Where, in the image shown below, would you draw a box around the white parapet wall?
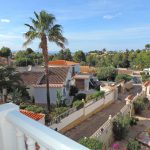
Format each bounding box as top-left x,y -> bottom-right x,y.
0,103 -> 89,150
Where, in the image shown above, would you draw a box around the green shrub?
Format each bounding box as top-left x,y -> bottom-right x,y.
127,139 -> 140,150
73,100 -> 84,110
143,97 -> 149,104
25,105 -> 44,113
51,107 -> 68,118
79,137 -> 103,150
19,103 -> 29,109
129,117 -> 139,126
74,93 -> 86,101
133,98 -> 145,115
86,91 -> 105,101
115,74 -> 132,82
112,114 -> 130,140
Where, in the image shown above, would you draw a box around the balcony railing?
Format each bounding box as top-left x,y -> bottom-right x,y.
0,103 -> 89,150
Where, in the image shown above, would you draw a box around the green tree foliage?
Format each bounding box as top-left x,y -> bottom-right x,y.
54,49 -> 72,60
145,44 -> 150,50
73,50 -> 86,62
127,139 -> 140,150
15,50 -> 43,66
112,114 -> 130,140
115,74 -> 132,82
133,97 -> 145,115
79,137 -> 103,150
0,46 -> 11,58
97,66 -> 116,81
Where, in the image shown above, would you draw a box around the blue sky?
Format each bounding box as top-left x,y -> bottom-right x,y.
0,0 -> 150,52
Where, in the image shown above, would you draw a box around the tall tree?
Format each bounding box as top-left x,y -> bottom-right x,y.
0,47 -> 12,64
73,50 -> 86,62
23,11 -> 67,111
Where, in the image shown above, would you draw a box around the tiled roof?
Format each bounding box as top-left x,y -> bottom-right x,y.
48,60 -> 79,66
143,81 -> 150,87
20,72 -> 44,86
20,109 -> 45,121
80,66 -> 96,74
20,67 -> 69,87
125,94 -> 134,101
33,84 -> 63,88
39,67 -> 69,84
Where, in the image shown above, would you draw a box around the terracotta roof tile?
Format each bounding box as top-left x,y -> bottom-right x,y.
48,60 -> 79,66
125,94 -> 134,101
20,109 -> 45,121
39,67 -> 69,85
33,84 -> 63,88
80,66 -> 96,74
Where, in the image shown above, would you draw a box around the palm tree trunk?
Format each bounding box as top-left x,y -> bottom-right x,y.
41,35 -> 51,112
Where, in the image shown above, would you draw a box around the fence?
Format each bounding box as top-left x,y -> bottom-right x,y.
91,91 -> 143,148
50,91 -> 115,131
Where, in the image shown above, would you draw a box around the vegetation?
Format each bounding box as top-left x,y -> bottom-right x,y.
73,50 -> 86,62
112,114 -> 130,140
0,46 -> 11,60
24,11 -> 67,112
15,48 -> 43,66
73,100 -> 84,110
133,97 -> 145,115
51,107 -> 68,118
115,74 -> 132,82
97,66 -> 116,81
141,72 -> 150,82
129,117 -> 139,126
127,139 -> 140,150
79,137 -> 103,150
73,93 -> 86,101
86,91 -> 105,101
20,104 -> 45,113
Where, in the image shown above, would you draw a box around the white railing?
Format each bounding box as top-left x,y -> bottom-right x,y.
0,103 -> 89,150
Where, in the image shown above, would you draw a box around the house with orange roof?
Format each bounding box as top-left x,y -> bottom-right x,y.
48,60 -> 80,75
20,66 -> 73,105
142,81 -> 150,100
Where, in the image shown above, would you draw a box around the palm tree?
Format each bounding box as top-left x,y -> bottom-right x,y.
24,11 -> 67,111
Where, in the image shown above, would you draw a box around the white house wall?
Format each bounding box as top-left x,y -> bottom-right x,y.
33,87 -> 62,104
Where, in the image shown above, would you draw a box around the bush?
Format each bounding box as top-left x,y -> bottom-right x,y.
69,86 -> 78,96
115,74 -> 132,82
133,98 -> 145,115
25,105 -> 44,113
74,93 -> 86,101
73,100 -> 84,110
129,117 -> 139,126
143,97 -> 149,104
19,103 -> 29,109
79,137 -> 103,150
127,139 -> 140,150
112,114 -> 130,140
51,107 -> 68,118
86,91 -> 105,101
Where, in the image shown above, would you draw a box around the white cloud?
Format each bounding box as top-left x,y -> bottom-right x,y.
103,12 -> 122,20
0,19 -> 10,23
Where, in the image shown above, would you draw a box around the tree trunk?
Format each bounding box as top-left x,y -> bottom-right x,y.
41,35 -> 51,112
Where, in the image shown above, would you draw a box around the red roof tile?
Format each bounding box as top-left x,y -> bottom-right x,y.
20,109 -> 45,121
48,60 -> 79,66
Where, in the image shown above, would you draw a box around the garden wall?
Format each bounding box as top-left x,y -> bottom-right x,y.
50,90 -> 115,132
91,91 -> 143,149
